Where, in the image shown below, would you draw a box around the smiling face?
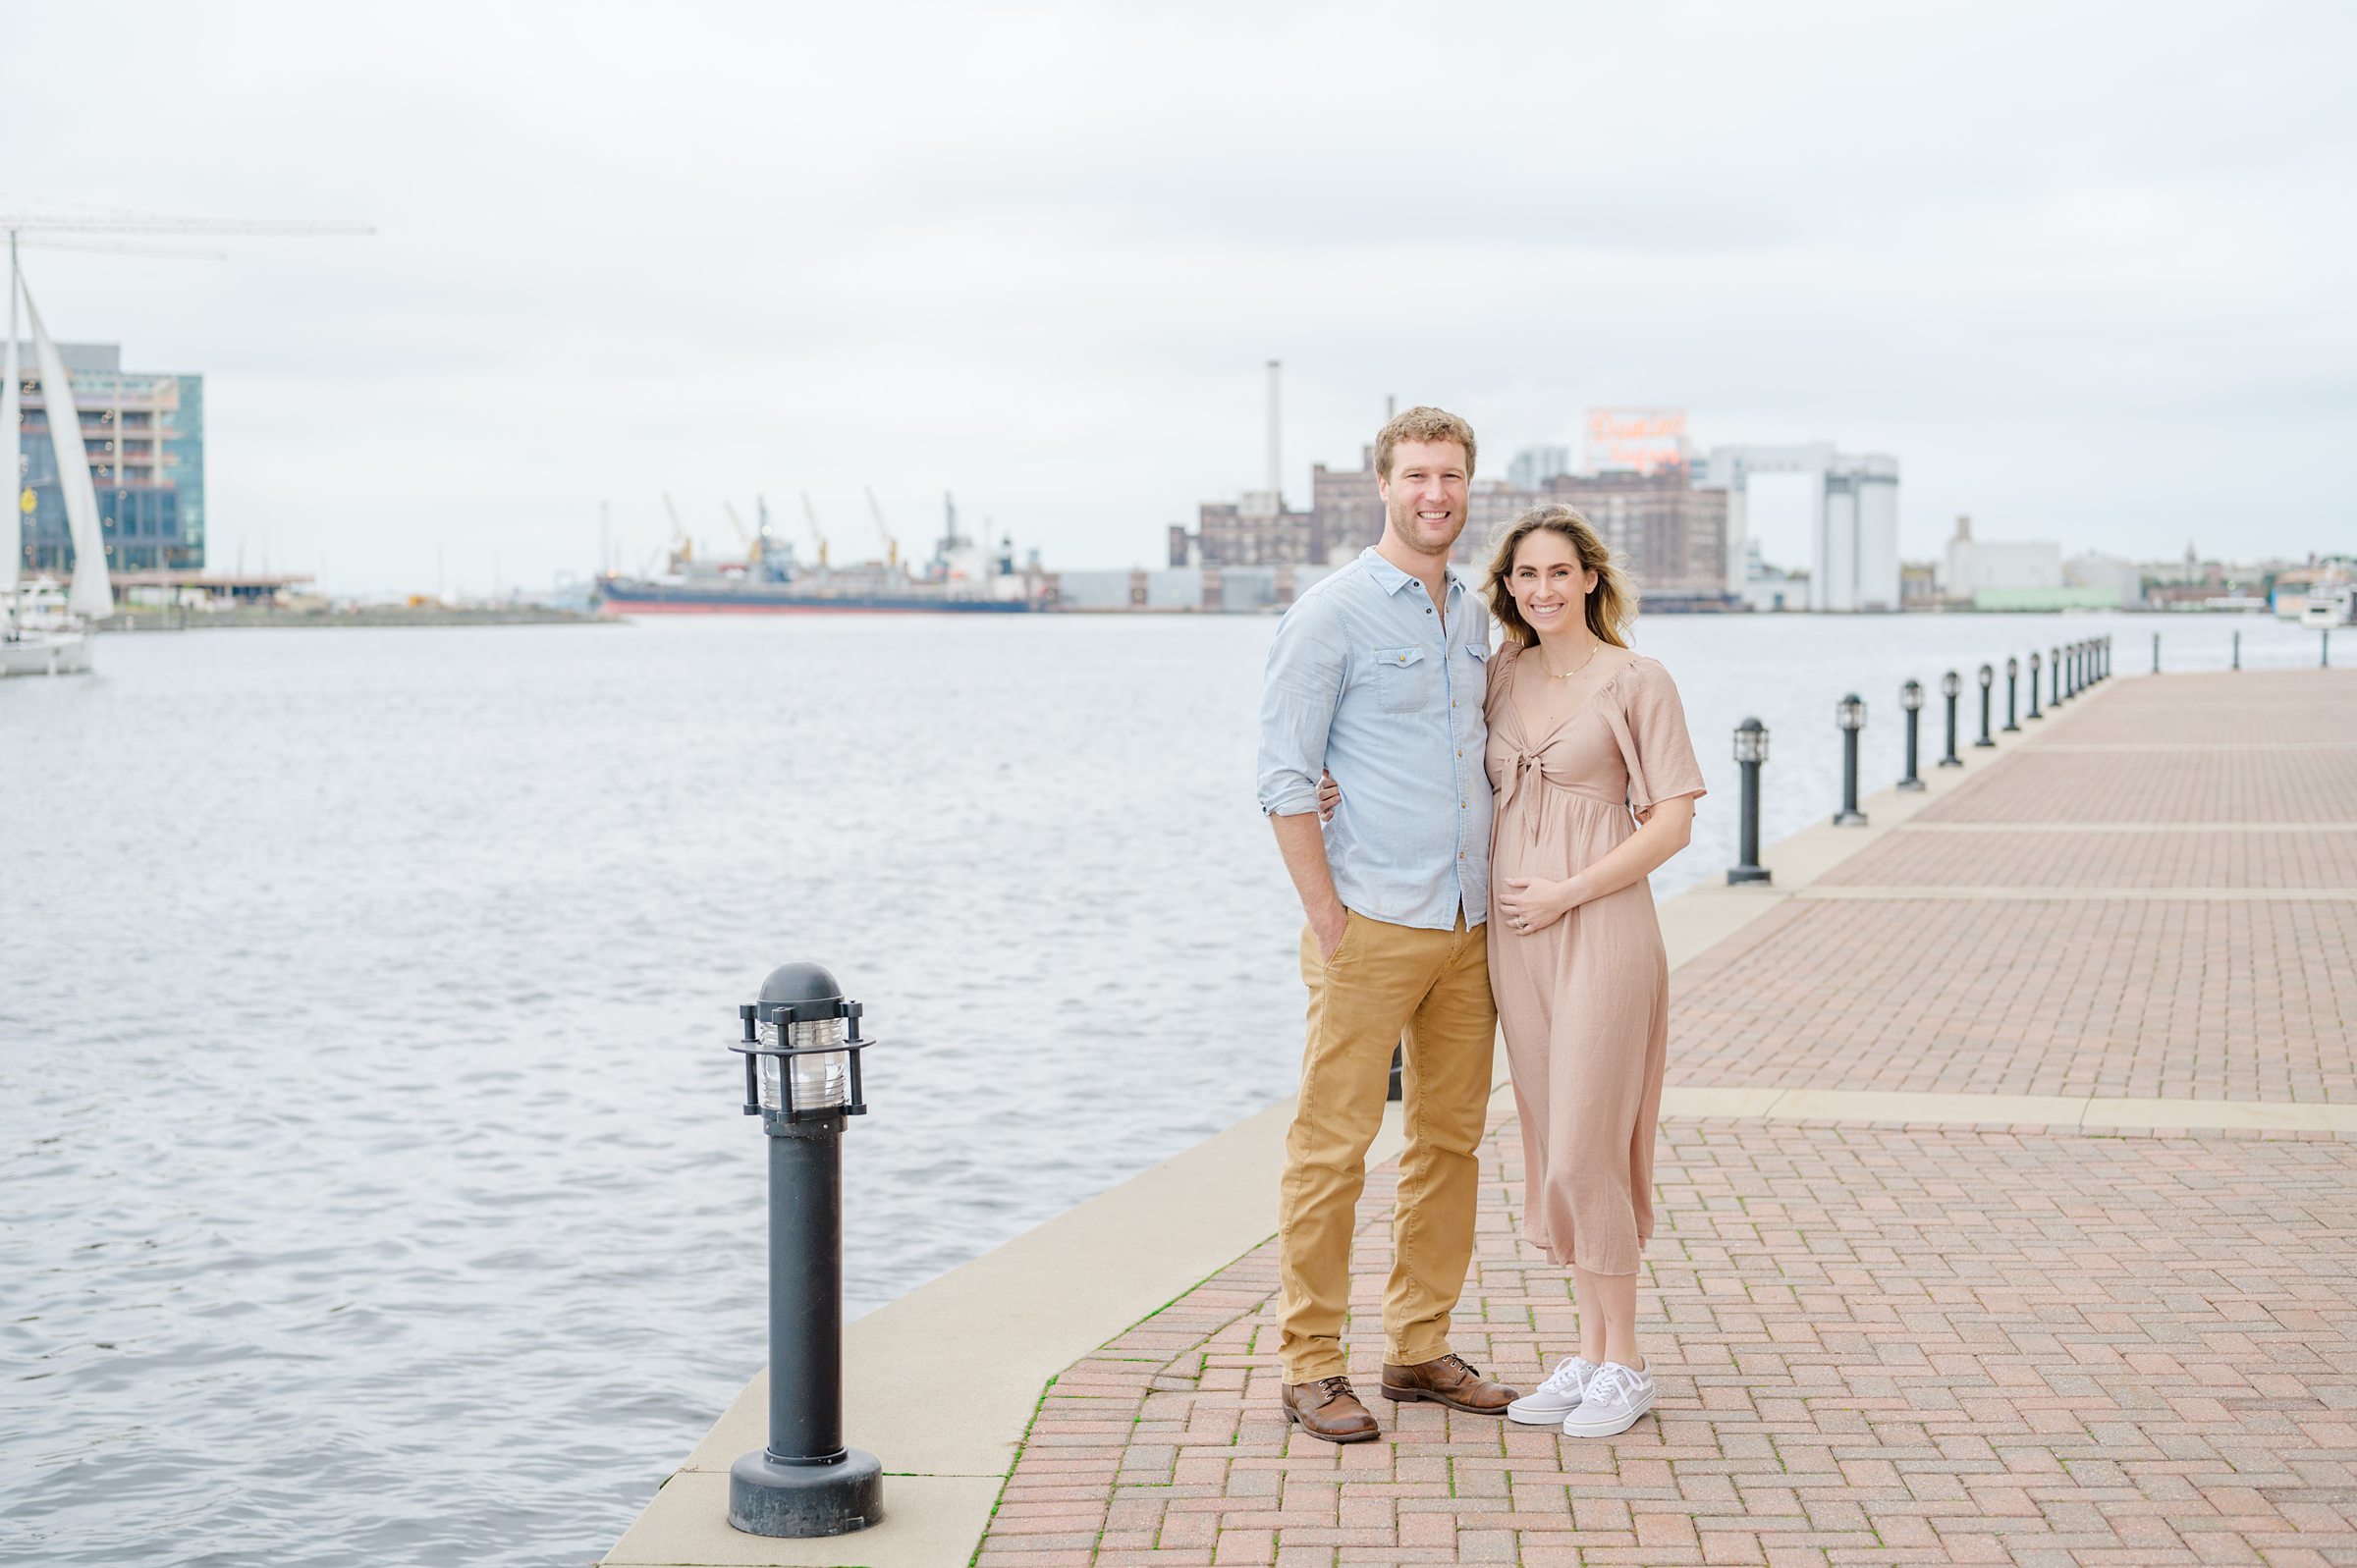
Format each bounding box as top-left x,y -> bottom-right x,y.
1507,527 -> 1600,640
1376,438 -> 1471,560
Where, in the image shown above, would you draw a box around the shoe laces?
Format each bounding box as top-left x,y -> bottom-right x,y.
1538,1355 -> 1594,1395
1314,1375 -> 1354,1401
1584,1363 -> 1639,1405
1437,1353 -> 1481,1380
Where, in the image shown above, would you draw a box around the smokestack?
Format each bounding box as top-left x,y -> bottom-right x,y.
1385,394 -> 1396,421
1265,359 -> 1282,507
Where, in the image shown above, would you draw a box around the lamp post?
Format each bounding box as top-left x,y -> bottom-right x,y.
728,963 -> 883,1541
2067,642 -> 2079,698
2152,631 -> 2161,674
2053,646 -> 2064,706
1938,670 -> 1963,767
2026,650 -> 2043,720
1898,679 -> 1926,791
2100,636 -> 2110,680
1975,663 -> 1997,747
1834,694 -> 1867,826
2002,657 -> 2020,731
2326,629 -> 2333,669
2233,630 -> 2240,671
1728,718 -> 1770,884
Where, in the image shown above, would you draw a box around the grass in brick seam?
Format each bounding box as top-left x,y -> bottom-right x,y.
965,1372 -> 1057,1568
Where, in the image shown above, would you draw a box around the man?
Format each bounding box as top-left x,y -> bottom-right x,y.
1254,406 -> 1515,1442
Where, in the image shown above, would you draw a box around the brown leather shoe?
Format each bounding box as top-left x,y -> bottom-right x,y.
1281,1376 -> 1380,1443
1379,1353 -> 1518,1414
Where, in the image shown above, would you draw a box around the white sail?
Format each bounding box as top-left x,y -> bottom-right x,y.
24,285 -> 113,621
3,319 -> 19,601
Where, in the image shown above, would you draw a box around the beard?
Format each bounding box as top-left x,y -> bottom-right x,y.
1387,497 -> 1465,556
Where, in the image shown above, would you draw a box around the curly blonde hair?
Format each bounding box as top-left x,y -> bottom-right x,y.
1484,505 -> 1636,649
1374,406 -> 1477,479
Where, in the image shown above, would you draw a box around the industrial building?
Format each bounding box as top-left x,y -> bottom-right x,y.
1694,444 -> 1901,613
12,341 -> 204,575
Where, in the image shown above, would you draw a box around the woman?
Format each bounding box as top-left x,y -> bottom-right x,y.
1478,504 -> 1704,1439
1314,504 -> 1705,1437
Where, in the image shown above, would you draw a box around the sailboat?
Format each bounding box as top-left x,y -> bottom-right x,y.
2,241 -> 111,676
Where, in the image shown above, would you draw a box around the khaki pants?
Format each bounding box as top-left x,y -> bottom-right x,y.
1278,908 -> 1496,1383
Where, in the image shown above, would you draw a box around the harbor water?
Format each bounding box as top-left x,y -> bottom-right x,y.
0,609 -> 2328,1567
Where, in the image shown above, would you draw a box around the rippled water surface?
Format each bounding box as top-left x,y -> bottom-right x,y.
0,609 -> 2324,1565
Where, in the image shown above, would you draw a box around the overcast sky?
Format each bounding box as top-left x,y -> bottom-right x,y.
8,0 -> 2352,594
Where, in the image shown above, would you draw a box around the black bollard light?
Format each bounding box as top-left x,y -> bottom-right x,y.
1834,693 -> 1868,826
2233,629 -> 2240,671
2067,641 -> 2080,697
2027,650 -> 2043,720
2053,645 -> 2065,705
2326,629 -> 2333,669
1898,679 -> 1926,790
1728,718 -> 1771,885
2101,636 -> 2110,680
1975,663 -> 1997,747
1938,670 -> 1963,767
728,964 -> 883,1540
2152,631 -> 2161,674
2003,657 -> 2020,731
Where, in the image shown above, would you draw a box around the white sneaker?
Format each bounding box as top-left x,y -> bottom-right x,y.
1560,1361 -> 1654,1437
1507,1355 -> 1597,1425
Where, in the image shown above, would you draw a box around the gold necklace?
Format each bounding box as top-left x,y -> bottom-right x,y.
1541,639 -> 1603,681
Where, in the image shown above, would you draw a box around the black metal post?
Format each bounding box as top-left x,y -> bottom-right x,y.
2102,636 -> 2111,679
730,966 -> 884,1541
2053,646 -> 2064,705
1975,665 -> 1996,747
1835,695 -> 1866,826
1899,681 -> 1925,791
2152,631 -> 2161,674
2003,659 -> 2020,731
2327,629 -> 2333,668
1729,718 -> 1770,885
2027,652 -> 2043,720
1388,1040 -> 1403,1103
1939,675 -> 1962,768
2068,642 -> 2080,697
2233,630 -> 2240,671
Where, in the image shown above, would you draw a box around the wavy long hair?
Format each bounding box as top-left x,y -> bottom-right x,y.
1483,505 -> 1637,650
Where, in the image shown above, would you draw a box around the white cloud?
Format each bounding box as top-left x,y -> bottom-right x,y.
9,0 -> 2352,592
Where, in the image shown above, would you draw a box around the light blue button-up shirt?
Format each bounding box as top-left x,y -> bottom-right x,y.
1256,548 -> 1493,931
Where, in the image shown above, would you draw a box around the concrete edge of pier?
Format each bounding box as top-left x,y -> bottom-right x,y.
600,673 -> 2127,1568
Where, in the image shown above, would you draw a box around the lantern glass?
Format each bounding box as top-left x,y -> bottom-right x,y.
1978,664 -> 1994,688
1900,679 -> 1923,711
2006,657 -> 2018,677
1732,723 -> 1767,764
1836,695 -> 1865,731
2030,650 -> 2042,671
1941,671 -> 1962,698
757,1016 -> 850,1112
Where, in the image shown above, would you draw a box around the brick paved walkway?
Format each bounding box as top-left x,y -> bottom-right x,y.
975,671 -> 2357,1567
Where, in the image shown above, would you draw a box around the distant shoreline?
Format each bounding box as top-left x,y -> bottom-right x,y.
102,606 -> 603,631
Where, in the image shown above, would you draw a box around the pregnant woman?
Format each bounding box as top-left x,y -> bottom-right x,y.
1484,505 -> 1704,1438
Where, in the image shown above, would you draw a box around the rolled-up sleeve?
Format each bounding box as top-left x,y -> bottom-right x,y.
1257,606 -> 1344,817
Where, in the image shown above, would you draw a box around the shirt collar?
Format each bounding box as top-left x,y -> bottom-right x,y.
1360,546 -> 1464,598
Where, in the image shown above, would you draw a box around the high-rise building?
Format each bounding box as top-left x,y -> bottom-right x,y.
12,341 -> 204,575
1507,445 -> 1570,492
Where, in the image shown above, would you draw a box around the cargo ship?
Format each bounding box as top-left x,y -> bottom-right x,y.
594,493 -> 1054,615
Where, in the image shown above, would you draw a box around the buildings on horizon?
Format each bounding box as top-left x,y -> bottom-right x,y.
11,341 -> 205,576
1165,398 -> 1901,613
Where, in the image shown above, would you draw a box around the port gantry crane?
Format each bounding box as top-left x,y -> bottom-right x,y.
798,490 -> 831,569
863,486 -> 900,569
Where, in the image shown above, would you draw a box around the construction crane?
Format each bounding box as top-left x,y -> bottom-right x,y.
864,486 -> 901,569
662,491 -> 693,564
723,501 -> 754,557
798,490 -> 831,568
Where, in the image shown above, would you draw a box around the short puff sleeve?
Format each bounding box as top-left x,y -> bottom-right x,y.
1614,658 -> 1707,814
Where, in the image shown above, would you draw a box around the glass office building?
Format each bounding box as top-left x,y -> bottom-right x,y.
12,342 -> 205,575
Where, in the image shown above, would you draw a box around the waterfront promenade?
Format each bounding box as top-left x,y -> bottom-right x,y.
968,669 -> 2357,1568
605,667 -> 2357,1567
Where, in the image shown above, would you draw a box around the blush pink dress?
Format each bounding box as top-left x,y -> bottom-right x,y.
1485,641 -> 1706,1275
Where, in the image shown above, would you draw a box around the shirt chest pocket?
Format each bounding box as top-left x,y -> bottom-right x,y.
1369,645 -> 1433,713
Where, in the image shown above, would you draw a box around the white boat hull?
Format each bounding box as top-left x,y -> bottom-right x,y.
0,630 -> 92,676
